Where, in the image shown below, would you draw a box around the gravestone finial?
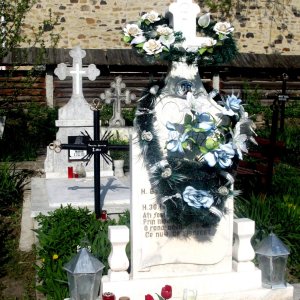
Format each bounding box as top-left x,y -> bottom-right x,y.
100,76 -> 136,127
168,0 -> 201,49
54,45 -> 100,97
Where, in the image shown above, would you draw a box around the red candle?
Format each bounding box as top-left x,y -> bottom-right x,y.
102,292 -> 115,300
68,167 -> 73,178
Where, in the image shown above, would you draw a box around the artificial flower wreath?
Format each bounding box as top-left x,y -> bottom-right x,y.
123,10 -> 237,65
135,84 -> 257,227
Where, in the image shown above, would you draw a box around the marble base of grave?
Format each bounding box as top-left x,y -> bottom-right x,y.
102,276 -> 294,300
30,176 -> 130,217
101,223 -> 294,300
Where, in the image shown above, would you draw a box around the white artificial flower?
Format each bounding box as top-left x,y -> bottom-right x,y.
156,25 -> 173,36
213,22 -> 234,35
141,10 -> 160,23
198,37 -> 217,48
232,122 -> 248,159
123,24 -> 143,37
131,35 -> 146,45
159,33 -> 175,48
198,13 -> 210,28
143,39 -> 163,55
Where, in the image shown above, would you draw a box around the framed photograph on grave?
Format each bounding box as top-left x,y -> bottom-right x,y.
68,136 -> 89,161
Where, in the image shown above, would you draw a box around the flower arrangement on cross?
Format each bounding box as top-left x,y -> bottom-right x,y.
123,10 -> 237,65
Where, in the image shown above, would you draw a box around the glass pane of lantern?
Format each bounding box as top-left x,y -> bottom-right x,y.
271,256 -> 287,288
78,274 -> 95,300
258,255 -> 272,286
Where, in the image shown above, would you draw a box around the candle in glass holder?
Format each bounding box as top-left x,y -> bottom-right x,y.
183,289 -> 197,300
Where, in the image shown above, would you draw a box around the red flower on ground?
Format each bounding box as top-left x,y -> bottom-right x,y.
145,294 -> 154,300
161,285 -> 172,299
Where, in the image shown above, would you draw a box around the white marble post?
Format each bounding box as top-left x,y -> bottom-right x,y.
105,225 -> 129,281
232,218 -> 256,272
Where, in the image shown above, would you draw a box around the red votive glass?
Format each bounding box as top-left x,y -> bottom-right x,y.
101,210 -> 108,221
102,292 -> 115,300
68,167 -> 73,178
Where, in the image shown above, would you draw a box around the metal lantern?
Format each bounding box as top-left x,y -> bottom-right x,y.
255,233 -> 290,289
64,248 -> 105,300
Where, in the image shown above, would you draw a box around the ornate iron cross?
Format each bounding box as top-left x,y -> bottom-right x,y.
49,99 -> 129,219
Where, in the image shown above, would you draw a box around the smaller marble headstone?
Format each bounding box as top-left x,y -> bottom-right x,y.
44,46 -> 113,178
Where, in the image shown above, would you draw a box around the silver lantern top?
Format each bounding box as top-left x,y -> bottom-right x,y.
64,248 -> 105,274
255,233 -> 290,257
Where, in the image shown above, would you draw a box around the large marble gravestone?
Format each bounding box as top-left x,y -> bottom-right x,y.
131,133 -> 233,279
44,45 -> 113,178
130,0 -> 233,279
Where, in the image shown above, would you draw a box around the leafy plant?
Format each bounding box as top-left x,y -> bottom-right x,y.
108,130 -> 129,165
0,103 -> 57,161
235,162 -> 300,281
0,161 -> 33,214
34,205 -> 130,299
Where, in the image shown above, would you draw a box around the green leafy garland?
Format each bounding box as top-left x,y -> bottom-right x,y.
123,10 -> 238,66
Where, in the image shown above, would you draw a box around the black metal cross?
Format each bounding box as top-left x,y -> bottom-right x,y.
49,100 -> 129,219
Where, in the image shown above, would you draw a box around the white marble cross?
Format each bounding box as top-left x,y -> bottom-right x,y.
54,45 -> 100,97
168,0 -> 202,49
100,76 -> 136,127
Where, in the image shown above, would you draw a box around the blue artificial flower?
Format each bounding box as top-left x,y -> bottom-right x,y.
183,186 -> 214,208
222,93 -> 242,116
203,143 -> 235,168
166,122 -> 188,154
195,112 -> 216,132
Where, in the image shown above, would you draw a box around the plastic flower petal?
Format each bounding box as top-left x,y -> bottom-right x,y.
141,10 -> 160,23
143,39 -> 163,55
123,24 -> 143,37
222,94 -> 242,116
159,33 -> 175,48
198,13 -> 210,28
131,35 -> 146,45
183,186 -> 214,208
232,122 -> 248,159
196,112 -> 216,132
166,122 -> 188,154
213,22 -> 234,35
204,143 -> 235,168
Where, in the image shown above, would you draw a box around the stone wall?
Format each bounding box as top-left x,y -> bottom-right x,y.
21,0 -> 300,55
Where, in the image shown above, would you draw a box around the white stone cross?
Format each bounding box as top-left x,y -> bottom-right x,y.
100,76 -> 136,127
168,0 -> 202,49
54,45 -> 100,97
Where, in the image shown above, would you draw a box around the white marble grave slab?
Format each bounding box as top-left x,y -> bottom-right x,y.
30,177 -> 130,217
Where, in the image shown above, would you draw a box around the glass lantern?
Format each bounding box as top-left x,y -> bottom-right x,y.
255,233 -> 290,289
64,248 -> 105,300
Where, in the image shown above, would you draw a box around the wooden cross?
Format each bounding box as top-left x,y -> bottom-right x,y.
54,45 -> 100,97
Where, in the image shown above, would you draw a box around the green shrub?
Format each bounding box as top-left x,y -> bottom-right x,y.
0,103 -> 58,161
0,161 -> 33,214
235,162 -> 300,281
34,205 -> 130,299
